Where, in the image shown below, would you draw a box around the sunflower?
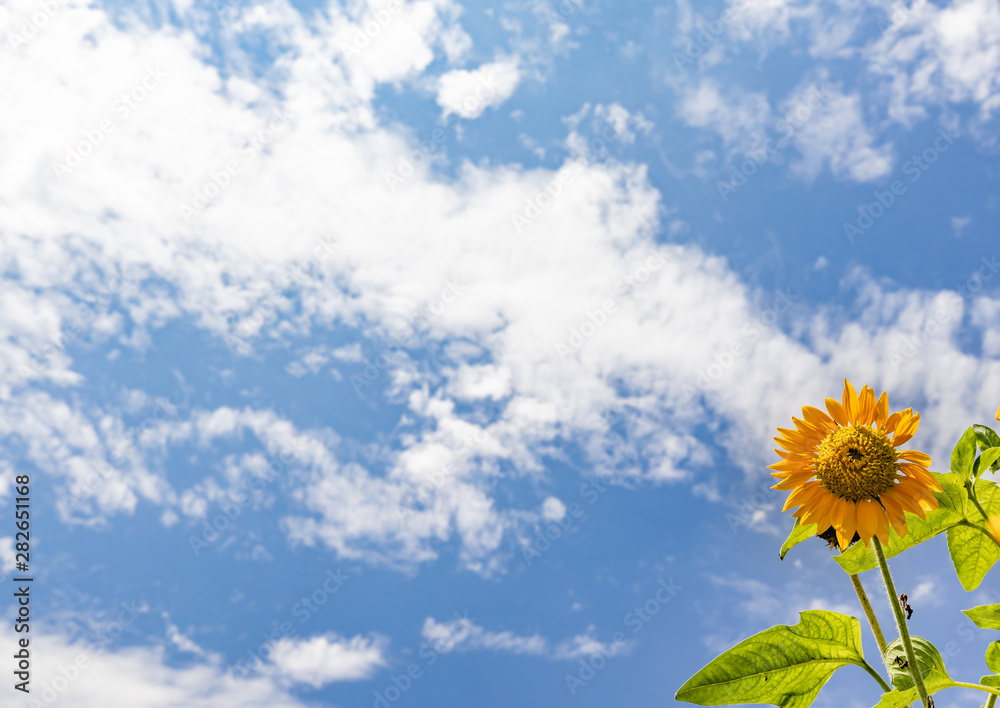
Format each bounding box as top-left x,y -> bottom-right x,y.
770,379 -> 942,551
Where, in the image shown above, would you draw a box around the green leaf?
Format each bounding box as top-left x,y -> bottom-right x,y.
983,674 -> 1000,688
946,478 -> 1000,589
947,525 -> 1000,591
974,425 -> 1000,454
834,473 -> 967,575
977,448 -> 1000,479
675,611 -> 870,708
871,670 -> 956,708
962,605 -> 1000,630
986,642 -> 1000,674
780,518 -> 818,560
882,636 -> 950,690
953,428 -> 979,478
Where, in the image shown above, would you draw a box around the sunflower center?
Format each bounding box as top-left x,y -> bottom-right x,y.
815,425 -> 897,502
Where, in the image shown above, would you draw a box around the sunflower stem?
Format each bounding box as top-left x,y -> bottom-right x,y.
987,691 -> 998,708
859,658 -> 893,693
849,572 -> 889,658
872,537 -> 931,708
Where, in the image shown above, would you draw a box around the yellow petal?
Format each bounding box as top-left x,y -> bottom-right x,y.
782,481 -> 821,512
801,406 -> 836,433
874,392 -> 889,429
892,412 -> 920,446
792,416 -> 828,438
769,459 -> 812,473
898,463 -> 942,491
897,450 -> 932,467
836,501 -> 858,550
858,386 -> 877,426
771,474 -> 816,491
873,505 -> 891,545
799,489 -> 835,528
842,379 -> 860,425
880,491 -> 908,537
855,499 -> 879,548
825,398 -> 849,427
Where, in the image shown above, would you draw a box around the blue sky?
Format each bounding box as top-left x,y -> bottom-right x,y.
2,0 -> 1000,706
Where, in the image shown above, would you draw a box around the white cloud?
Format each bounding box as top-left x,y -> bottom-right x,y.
330,0 -> 473,96
541,496 -> 566,521
785,84 -> 895,182
266,633 -> 387,687
676,80 -> 772,150
867,0 -> 1000,123
4,625 -> 314,708
421,616 -> 615,659
436,58 -> 521,118
593,103 -> 654,145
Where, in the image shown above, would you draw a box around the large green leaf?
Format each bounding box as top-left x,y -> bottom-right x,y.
882,636 -> 950,690
834,473 -> 967,575
969,478 -> 1000,522
986,642 -> 1000,674
871,670 -> 957,708
975,448 -> 1000,479
947,525 -> 1000,591
676,611 -> 872,708
780,518 -> 819,560
954,428 -> 979,478
962,605 -> 1000,630
974,425 -> 1000,454
983,674 -> 1000,688
945,478 -> 1000,589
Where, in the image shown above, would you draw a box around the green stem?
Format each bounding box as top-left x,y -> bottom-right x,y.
952,681 -> 1000,699
850,572 -> 889,657
859,658 -> 893,693
872,537 -> 931,708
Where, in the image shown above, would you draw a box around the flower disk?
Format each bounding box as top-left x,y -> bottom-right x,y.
769,379 -> 942,551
